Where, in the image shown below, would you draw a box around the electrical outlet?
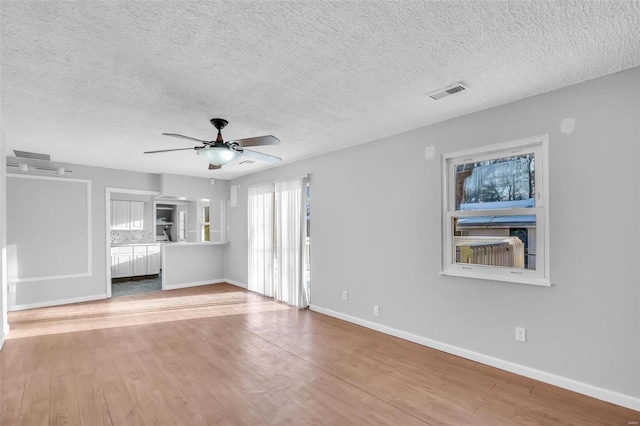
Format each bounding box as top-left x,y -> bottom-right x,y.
373,305 -> 380,316
515,327 -> 526,342
342,290 -> 348,300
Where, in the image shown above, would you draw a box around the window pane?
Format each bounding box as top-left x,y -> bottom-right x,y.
454,153 -> 535,210
203,206 -> 210,223
202,224 -> 210,242
453,215 -> 536,270
178,211 -> 186,240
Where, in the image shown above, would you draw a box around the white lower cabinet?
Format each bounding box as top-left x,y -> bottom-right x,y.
111,247 -> 133,278
133,246 -> 148,276
111,244 -> 161,278
147,245 -> 161,275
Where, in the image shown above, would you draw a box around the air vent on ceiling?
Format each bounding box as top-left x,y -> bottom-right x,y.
13,150 -> 51,161
427,82 -> 469,100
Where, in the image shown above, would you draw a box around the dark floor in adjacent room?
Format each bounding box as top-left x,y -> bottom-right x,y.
111,272 -> 162,297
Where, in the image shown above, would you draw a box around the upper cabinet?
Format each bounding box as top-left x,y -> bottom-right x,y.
130,201 -> 144,230
111,200 -> 144,230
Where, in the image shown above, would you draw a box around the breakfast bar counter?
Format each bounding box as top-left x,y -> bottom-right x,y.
162,241 -> 229,290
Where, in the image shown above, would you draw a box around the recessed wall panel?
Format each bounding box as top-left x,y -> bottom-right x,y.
7,175 -> 91,281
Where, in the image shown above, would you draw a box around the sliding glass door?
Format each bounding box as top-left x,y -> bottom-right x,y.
248,177 -> 310,308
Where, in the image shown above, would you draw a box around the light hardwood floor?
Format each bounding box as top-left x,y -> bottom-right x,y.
1,283 -> 638,425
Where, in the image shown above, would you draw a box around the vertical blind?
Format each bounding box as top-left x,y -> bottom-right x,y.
248,183 -> 275,298
248,177 -> 309,308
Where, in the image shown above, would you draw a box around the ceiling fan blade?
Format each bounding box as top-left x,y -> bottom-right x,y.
162,133 -> 210,144
144,147 -> 196,154
208,163 -> 221,170
230,135 -> 280,148
241,149 -> 282,164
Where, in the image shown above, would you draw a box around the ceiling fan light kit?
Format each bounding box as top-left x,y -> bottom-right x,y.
144,117 -> 282,170
198,145 -> 242,166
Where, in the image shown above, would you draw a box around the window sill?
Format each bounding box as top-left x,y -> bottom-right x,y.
440,269 -> 551,287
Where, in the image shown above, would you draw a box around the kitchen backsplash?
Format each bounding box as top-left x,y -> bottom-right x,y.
111,230 -> 154,244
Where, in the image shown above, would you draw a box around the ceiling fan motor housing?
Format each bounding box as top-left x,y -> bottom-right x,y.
210,118 -> 228,130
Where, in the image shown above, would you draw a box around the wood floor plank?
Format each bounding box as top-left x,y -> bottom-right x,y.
19,368 -> 50,425
1,283 -> 637,425
50,374 -> 81,426
74,373 -> 113,426
0,373 -> 26,425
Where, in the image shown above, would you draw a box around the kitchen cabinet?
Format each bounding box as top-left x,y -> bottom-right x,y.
111,200 -> 130,230
111,244 -> 160,278
130,201 -> 144,230
156,204 -> 185,242
111,200 -> 144,230
147,245 -> 161,274
111,246 -> 134,278
133,246 -> 148,276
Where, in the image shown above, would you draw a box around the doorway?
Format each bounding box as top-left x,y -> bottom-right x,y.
105,187 -> 160,298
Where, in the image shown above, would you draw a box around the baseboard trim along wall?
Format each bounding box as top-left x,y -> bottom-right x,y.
0,324 -> 9,350
10,294 -> 107,312
224,279 -> 247,289
309,304 -> 640,412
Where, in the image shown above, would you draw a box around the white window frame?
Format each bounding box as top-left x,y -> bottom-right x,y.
177,208 -> 187,241
441,135 -> 550,286
199,202 -> 210,242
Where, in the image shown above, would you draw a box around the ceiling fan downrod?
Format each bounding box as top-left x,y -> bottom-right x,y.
210,118 -> 228,143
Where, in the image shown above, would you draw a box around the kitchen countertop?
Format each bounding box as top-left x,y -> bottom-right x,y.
161,241 -> 229,246
112,241 -> 229,247
111,242 -> 160,247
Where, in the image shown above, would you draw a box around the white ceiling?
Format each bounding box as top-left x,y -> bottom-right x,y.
1,1 -> 639,180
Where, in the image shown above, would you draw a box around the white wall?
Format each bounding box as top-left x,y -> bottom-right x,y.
8,176 -> 91,281
187,201 -> 198,242
0,130 -> 8,349
225,68 -> 640,406
161,173 -> 226,200
5,161 -> 232,310
6,165 -> 161,309
163,244 -> 226,289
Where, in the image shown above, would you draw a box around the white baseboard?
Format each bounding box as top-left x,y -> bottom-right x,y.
163,279 -> 226,291
10,294 -> 107,312
309,305 -> 640,412
223,279 -> 247,289
0,324 -> 9,350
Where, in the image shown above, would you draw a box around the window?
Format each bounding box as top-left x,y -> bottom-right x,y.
442,135 -> 550,286
201,204 -> 210,242
178,209 -> 187,241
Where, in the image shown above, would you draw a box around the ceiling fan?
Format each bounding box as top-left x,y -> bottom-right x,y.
144,118 -> 281,169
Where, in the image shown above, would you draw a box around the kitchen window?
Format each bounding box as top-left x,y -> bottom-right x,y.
178,209 -> 187,241
441,135 -> 550,286
201,204 -> 210,242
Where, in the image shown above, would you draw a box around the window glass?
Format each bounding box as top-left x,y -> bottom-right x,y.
178,210 -> 186,241
201,205 -> 210,242
455,153 -> 535,210
452,215 -> 536,270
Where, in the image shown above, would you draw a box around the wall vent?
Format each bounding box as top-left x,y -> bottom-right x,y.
427,82 -> 469,100
13,150 -> 51,161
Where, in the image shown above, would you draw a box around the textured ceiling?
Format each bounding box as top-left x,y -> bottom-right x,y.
1,1 -> 639,179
